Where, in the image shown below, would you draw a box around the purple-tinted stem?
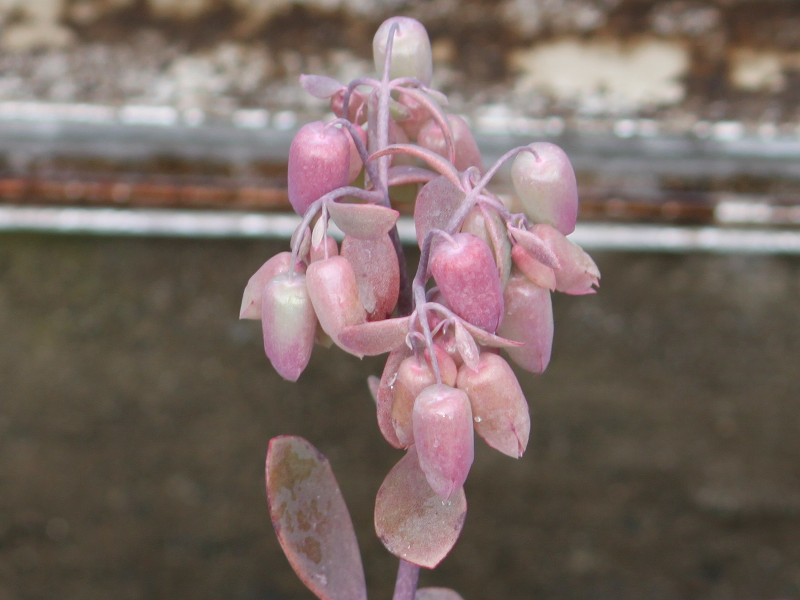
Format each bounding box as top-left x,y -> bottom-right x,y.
376,23 -> 398,190
289,186 -> 381,266
335,117 -> 381,189
392,559 -> 421,600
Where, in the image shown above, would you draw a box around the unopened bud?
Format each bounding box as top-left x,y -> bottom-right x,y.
430,233 -> 504,333
511,143 -> 578,235
412,384 -> 474,499
288,121 -> 350,216
305,256 -> 367,355
456,352 -> 530,458
261,273 -> 317,381
373,17 -> 433,85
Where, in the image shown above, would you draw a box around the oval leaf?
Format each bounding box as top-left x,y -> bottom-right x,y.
327,202 -> 400,239
375,446 -> 467,569
299,74 -> 343,99
266,436 -> 367,600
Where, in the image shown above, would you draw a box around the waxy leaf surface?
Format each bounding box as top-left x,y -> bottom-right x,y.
375,446 -> 467,568
327,202 -> 400,240
266,436 -> 366,600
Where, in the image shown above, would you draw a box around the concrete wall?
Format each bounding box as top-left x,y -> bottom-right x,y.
2,234 -> 799,599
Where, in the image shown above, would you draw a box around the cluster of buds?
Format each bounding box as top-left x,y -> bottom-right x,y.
245,17 -> 599,570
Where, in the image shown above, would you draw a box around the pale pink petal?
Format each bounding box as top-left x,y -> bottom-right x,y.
412,384 -> 475,500
507,225 -> 560,270
460,205 -> 512,286
497,272 -> 553,375
430,233 -> 504,333
340,234 -> 400,320
288,121 -> 351,216
391,347 -> 457,446
373,17 -> 433,85
456,353 -> 531,458
511,142 -> 578,235
531,224 -> 601,295
377,345 -> 412,449
240,252 -> 305,320
510,244 -> 557,291
305,256 -> 367,356
261,273 -> 317,382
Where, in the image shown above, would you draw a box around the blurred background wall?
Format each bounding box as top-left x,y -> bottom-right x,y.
1,2 -> 800,599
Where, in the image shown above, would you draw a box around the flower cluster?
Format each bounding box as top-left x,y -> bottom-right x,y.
244,16 -> 599,572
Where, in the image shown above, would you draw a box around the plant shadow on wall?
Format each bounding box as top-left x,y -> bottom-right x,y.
239,17 -> 599,600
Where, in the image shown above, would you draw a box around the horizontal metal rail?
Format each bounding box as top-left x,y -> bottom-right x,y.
3,206 -> 800,254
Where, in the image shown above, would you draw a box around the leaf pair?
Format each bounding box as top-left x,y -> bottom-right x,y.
266,436 -> 468,600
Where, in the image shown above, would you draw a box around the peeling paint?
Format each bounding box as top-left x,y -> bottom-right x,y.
511,38 -> 689,114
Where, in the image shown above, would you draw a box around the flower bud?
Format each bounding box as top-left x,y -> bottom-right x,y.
460,205 -> 512,286
530,224 -> 600,294
288,121 -> 351,216
430,233 -> 504,333
340,234 -> 400,321
240,252 -> 305,320
412,384 -> 474,499
511,142 -> 578,235
497,272 -> 553,374
391,347 -> 458,446
373,17 -> 433,85
456,352 -> 530,458
305,256 -> 367,354
261,273 -> 317,381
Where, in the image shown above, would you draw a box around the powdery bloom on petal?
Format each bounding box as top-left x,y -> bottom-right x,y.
456,352 -> 531,458
430,233 -> 505,333
412,384 -> 474,499
261,273 -> 317,382
511,142 -> 579,235
288,121 -> 351,216
305,256 -> 367,355
240,252 -> 305,320
531,224 -> 601,295
497,271 -> 554,374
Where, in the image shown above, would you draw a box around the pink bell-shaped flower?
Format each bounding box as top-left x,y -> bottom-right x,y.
511,142 -> 579,235
373,16 -> 433,85
261,273 -> 317,382
391,347 -> 458,446
239,252 -> 306,320
418,115 -> 483,173
412,383 -> 474,500
497,271 -> 554,374
430,233 -> 504,333
456,352 -> 531,458
530,224 -> 600,294
340,233 -> 400,321
288,121 -> 351,216
305,256 -> 367,355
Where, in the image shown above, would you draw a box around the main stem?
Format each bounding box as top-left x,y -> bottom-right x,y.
392,559 -> 421,600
